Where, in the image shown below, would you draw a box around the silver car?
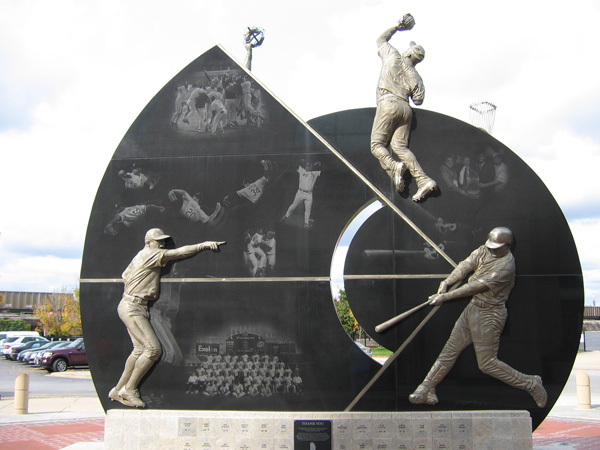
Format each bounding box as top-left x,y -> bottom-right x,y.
2,336 -> 48,358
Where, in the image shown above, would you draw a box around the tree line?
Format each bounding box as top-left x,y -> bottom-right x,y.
0,289 -> 82,337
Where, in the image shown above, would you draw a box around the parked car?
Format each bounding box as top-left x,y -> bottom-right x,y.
0,331 -> 40,343
19,341 -> 69,363
30,341 -> 72,365
7,339 -> 49,361
2,336 -> 48,358
38,338 -> 87,372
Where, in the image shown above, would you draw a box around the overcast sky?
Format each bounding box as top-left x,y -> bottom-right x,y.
0,0 -> 599,303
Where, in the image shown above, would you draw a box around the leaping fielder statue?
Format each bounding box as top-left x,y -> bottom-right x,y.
370,13 -> 437,202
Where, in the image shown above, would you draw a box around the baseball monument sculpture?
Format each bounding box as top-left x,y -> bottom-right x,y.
79,15 -> 582,434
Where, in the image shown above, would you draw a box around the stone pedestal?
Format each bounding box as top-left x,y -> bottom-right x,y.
104,410 -> 533,449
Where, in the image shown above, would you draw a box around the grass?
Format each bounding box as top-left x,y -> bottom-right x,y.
371,346 -> 393,357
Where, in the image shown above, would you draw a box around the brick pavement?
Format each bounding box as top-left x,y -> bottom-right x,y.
0,418 -> 104,450
533,418 -> 600,449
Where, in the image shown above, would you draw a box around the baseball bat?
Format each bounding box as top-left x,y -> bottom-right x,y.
375,299 -> 431,333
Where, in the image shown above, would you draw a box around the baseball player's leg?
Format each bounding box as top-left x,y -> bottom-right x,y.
171,101 -> 184,124
370,99 -> 399,178
410,308 -> 472,404
110,301 -> 148,406
267,254 -> 275,272
211,111 -> 219,134
123,313 -> 162,392
196,107 -> 207,132
390,104 -> 438,201
390,105 -> 428,187
303,194 -> 313,227
183,102 -> 194,122
243,94 -> 255,113
471,307 -> 532,391
247,252 -> 259,276
254,248 -> 267,271
284,191 -> 303,219
111,333 -> 142,405
225,99 -> 236,124
212,109 -> 225,133
218,109 -> 227,131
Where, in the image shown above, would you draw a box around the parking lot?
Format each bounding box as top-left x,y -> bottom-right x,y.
0,356 -> 95,399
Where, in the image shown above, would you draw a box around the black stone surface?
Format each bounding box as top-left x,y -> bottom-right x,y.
80,46 -> 583,430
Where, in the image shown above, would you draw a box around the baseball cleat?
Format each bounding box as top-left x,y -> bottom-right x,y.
412,179 -> 437,202
409,383 -> 438,405
529,375 -> 547,408
118,387 -> 146,408
109,387 -> 137,408
393,162 -> 407,193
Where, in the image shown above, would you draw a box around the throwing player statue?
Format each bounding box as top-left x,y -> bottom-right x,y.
371,13 -> 437,202
409,227 -> 548,408
109,228 -> 225,408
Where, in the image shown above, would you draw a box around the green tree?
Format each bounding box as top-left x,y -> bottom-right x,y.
334,290 -> 361,339
34,290 -> 82,337
0,318 -> 31,331
60,296 -> 82,336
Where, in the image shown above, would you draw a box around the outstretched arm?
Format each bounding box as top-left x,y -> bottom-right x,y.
376,13 -> 415,47
244,43 -> 253,70
163,241 -> 226,263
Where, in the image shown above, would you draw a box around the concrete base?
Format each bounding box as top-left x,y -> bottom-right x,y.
104,410 -> 533,449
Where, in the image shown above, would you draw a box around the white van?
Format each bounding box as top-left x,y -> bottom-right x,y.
0,331 -> 40,343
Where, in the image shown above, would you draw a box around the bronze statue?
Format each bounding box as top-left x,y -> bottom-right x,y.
371,13 -> 437,202
109,228 -> 225,408
409,227 -> 547,408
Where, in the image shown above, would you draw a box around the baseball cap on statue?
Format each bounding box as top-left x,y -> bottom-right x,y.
409,41 -> 425,61
145,228 -> 170,242
485,227 -> 513,249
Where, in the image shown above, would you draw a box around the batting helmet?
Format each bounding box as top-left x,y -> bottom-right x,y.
485,227 -> 513,249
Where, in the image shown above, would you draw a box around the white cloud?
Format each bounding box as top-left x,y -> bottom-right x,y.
0,0 -> 599,295
0,252 -> 81,292
518,130 -> 600,216
569,218 -> 600,304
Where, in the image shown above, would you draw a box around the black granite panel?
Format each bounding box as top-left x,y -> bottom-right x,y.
81,46 -> 582,431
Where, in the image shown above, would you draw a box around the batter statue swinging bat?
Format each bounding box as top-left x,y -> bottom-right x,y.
408,227 -> 548,408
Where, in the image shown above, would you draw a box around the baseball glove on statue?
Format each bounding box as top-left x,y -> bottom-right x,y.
398,13 -> 416,31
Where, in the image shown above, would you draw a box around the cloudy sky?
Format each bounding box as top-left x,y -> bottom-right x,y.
0,0 -> 599,303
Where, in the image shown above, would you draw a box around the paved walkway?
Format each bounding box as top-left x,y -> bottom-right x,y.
1,353 -> 600,449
